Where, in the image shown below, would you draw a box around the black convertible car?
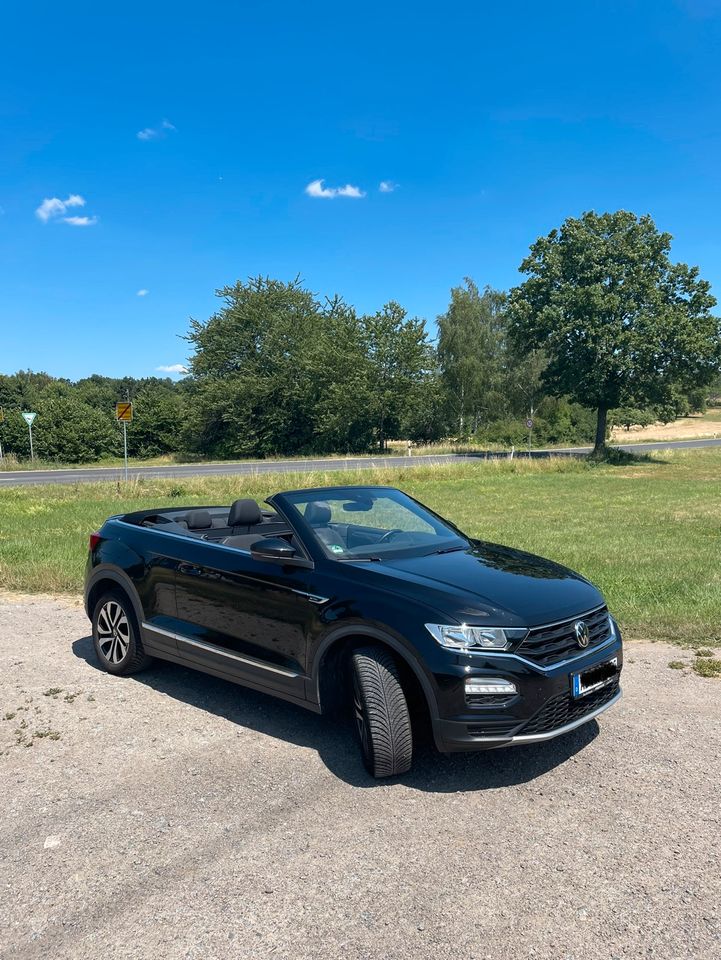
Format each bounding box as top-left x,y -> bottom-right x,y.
85,485 -> 622,777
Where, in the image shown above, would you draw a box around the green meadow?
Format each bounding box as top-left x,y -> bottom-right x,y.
1,449 -> 719,646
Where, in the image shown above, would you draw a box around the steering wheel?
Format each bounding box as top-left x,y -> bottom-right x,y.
377,528 -> 405,544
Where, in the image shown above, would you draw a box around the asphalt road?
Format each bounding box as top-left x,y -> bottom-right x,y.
1,597 -> 720,960
1,436 -> 720,487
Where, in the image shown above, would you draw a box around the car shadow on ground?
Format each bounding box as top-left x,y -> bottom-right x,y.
73,635 -> 600,792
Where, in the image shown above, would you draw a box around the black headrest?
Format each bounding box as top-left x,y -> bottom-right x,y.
186,509 -> 212,530
305,501 -> 331,525
228,498 -> 262,527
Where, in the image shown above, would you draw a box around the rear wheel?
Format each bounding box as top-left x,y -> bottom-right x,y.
351,645 -> 413,778
92,590 -> 152,675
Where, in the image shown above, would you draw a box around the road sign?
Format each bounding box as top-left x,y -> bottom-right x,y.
21,411 -> 37,460
115,402 -> 133,422
526,418 -> 534,429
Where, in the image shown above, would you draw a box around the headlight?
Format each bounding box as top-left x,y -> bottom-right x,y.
425,623 -> 528,651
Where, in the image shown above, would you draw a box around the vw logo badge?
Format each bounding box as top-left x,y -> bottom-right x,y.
574,621 -> 590,648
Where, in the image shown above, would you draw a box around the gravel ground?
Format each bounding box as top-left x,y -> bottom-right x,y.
1,597 -> 719,960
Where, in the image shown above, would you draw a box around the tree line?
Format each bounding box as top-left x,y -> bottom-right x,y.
1,210 -> 719,464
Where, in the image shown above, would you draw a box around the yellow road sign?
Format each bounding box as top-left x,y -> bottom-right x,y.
115,402 -> 133,422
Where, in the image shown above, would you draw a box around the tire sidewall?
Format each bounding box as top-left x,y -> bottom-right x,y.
351,660 -> 377,774
92,590 -> 140,675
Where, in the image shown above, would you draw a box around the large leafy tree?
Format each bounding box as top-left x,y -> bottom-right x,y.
184,276 -> 323,456
509,211 -> 721,452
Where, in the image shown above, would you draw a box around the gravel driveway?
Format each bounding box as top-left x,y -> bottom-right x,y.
1,597 -> 719,960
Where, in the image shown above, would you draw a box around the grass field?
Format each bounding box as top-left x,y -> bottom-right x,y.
1,449 -> 719,647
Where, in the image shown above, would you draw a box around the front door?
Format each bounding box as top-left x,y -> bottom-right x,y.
173,539 -> 316,700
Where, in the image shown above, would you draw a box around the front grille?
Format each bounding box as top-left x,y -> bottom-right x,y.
520,678 -> 620,736
519,605 -> 610,666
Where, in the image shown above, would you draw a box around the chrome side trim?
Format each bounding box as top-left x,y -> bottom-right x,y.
141,622 -> 300,678
141,622 -> 178,642
473,689 -> 622,745
291,589 -> 329,604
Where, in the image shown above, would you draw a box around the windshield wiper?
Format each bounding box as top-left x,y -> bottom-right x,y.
427,545 -> 467,556
336,556 -> 383,562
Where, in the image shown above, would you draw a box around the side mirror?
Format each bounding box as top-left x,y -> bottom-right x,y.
250,537 -> 297,563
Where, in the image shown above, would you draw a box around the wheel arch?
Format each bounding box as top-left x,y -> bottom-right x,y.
310,625 -> 440,735
85,565 -> 144,628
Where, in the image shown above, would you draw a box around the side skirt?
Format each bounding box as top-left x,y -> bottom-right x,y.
141,631 -> 322,715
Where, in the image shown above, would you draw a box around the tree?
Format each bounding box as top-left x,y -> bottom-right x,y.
184,276 -> 323,457
509,211 -> 721,452
360,302 -> 433,451
437,281 -> 507,435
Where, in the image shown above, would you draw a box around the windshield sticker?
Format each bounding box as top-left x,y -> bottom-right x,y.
329,544 -> 344,554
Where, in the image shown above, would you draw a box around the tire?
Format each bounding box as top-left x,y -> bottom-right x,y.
91,589 -> 153,676
351,645 -> 413,778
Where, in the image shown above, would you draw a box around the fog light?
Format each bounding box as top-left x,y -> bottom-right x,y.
465,677 -> 517,696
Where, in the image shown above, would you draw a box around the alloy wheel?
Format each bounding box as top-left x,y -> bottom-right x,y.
96,600 -> 131,665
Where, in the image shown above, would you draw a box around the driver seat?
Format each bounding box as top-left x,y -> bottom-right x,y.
304,501 -> 346,551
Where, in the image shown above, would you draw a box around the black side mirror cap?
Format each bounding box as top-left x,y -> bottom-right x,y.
250,537 -> 297,562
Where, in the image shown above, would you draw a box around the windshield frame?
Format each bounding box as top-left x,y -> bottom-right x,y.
269,485 -> 471,562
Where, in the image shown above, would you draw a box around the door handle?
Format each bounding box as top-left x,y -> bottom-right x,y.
178,563 -> 202,576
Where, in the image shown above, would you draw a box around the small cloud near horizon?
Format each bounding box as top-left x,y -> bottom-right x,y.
156,363 -> 188,375
305,178 -> 365,199
137,119 -> 176,141
379,180 -> 397,193
137,289 -> 149,297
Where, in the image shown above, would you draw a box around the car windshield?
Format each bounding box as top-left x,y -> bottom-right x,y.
279,487 -> 470,560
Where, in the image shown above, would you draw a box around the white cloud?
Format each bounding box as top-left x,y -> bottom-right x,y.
137,119 -> 176,141
35,194 -> 86,222
305,178 -> 366,199
379,180 -> 397,193
137,288 -> 149,297
156,363 -> 188,374
63,215 -> 97,227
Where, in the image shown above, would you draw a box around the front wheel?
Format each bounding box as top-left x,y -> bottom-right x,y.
92,590 -> 153,675
351,646 -> 413,778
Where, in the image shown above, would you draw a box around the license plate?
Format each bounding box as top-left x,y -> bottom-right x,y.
572,657 -> 618,698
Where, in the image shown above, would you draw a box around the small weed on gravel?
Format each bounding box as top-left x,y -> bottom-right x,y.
693,657 -> 721,679
694,648 -> 714,658
43,688 -> 63,698
3,712 -> 16,721
668,660 -> 686,670
33,728 -> 61,741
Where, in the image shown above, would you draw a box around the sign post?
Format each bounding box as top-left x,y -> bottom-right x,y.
526,413 -> 534,455
21,412 -> 37,461
115,402 -> 133,481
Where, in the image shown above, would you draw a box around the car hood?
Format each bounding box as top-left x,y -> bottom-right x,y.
376,540 -> 604,627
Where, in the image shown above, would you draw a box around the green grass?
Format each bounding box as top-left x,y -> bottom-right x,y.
1,449 -> 720,647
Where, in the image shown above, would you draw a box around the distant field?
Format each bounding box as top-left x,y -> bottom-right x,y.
610,407 -> 721,443
1,450 -> 719,646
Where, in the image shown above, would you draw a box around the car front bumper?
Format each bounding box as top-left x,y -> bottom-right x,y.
431,631 -> 623,753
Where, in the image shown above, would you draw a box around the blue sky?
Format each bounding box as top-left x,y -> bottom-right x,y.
2,0 -> 721,380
